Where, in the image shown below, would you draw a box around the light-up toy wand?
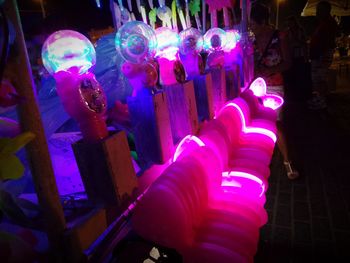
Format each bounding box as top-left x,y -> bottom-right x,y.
179,27 -> 204,79
42,30 -> 108,142
155,27 -> 185,85
115,21 -> 158,96
203,27 -> 227,68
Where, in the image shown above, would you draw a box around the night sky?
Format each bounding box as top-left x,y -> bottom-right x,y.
17,0 -> 349,37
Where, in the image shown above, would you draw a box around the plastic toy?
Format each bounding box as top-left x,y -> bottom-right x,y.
115,21 -> 158,95
155,27 -> 185,85
179,27 -> 204,79
42,30 -> 108,142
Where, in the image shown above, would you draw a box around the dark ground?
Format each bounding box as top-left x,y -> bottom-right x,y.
255,59 -> 350,262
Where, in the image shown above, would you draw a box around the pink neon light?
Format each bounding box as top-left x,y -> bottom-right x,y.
173,135 -> 206,162
222,171 -> 265,197
262,94 -> 284,110
249,77 -> 284,110
218,102 -> 277,143
250,77 -> 267,97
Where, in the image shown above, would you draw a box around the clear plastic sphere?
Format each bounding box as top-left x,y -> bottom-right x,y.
179,27 -> 204,55
41,30 -> 96,75
155,27 -> 180,55
224,29 -> 240,51
203,28 -> 227,52
157,6 -> 172,22
115,21 -> 157,64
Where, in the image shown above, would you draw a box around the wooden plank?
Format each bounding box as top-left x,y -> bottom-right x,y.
209,68 -> 227,115
63,209 -> 107,263
164,81 -> 199,144
128,90 -> 173,166
72,131 -> 138,206
3,0 -> 66,258
183,81 -> 200,135
192,73 -> 214,121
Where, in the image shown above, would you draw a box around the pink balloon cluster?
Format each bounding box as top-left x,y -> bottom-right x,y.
132,78 -> 281,262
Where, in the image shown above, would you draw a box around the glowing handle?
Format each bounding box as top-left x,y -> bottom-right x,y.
223,7 -> 230,28
185,0 -> 191,28
172,0 -> 178,32
141,6 -> 148,24
211,10 -> 218,28
202,0 -> 206,33
195,13 -> 201,31
178,9 -> 187,30
136,0 -> 141,12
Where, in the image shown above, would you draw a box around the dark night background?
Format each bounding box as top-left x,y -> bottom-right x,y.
17,0 -> 350,38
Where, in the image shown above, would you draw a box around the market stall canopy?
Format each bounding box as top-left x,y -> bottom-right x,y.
301,0 -> 350,16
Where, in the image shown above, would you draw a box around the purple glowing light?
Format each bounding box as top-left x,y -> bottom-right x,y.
155,27 -> 180,60
173,135 -> 205,162
218,102 -> 277,143
249,77 -> 284,110
42,30 -> 96,75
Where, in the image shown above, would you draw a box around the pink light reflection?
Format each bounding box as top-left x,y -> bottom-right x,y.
218,102 -> 277,143
222,171 -> 266,197
173,135 -> 206,162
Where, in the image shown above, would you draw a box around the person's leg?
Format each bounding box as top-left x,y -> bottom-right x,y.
276,121 -> 299,180
309,58 -> 327,110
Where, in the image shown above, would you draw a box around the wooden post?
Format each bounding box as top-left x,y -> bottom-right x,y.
164,81 -> 199,144
72,131 -> 138,206
209,68 -> 226,115
192,73 -> 214,121
127,90 -> 174,167
3,0 -> 66,259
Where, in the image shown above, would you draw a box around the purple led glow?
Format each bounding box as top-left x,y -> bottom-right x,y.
249,77 -> 284,110
155,27 -> 180,60
173,135 -> 206,162
218,102 -> 277,143
222,171 -> 266,197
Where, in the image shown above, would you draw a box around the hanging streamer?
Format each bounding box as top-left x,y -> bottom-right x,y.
149,8 -> 157,29
140,0 -> 148,24
176,0 -> 187,30
189,0 -> 201,31
118,0 -> 131,23
184,0 -> 191,28
172,0 -> 178,32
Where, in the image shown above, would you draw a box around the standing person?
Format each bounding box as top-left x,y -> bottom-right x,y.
308,1 -> 339,110
250,3 -> 299,179
284,15 -> 312,101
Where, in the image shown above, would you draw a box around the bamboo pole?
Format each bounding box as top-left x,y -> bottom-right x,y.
3,0 -> 66,259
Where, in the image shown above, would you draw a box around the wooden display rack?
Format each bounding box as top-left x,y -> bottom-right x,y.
192,72 -> 215,121
163,81 -> 199,144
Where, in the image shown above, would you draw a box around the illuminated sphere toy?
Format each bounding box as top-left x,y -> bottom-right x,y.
203,28 -> 227,52
42,30 -> 96,75
179,27 -> 203,55
115,21 -> 157,64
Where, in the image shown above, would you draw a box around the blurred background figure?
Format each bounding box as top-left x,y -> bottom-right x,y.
250,2 -> 299,180
284,15 -> 312,101
308,1 -> 339,110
